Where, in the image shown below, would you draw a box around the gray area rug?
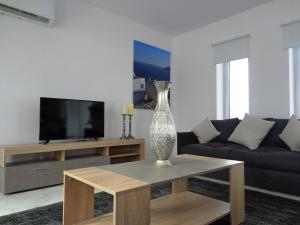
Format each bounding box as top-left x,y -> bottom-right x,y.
0,178 -> 300,225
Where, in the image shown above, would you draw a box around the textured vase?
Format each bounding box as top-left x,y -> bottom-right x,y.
149,81 -> 176,167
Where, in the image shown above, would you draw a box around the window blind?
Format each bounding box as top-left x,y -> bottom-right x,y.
212,35 -> 250,64
282,20 -> 300,49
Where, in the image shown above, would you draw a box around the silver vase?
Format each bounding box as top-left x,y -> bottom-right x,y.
149,81 -> 176,167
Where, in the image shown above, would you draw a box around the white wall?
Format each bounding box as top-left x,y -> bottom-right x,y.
172,0 -> 300,132
0,0 -> 172,159
3,0 -> 299,159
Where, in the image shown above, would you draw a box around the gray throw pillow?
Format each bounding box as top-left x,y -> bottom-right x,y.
192,117 -> 221,143
228,114 -> 275,150
279,115 -> 300,152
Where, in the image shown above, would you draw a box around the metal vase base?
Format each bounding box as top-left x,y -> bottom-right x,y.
155,160 -> 172,168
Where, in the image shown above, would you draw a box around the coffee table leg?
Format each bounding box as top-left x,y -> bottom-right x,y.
63,175 -> 94,225
172,178 -> 187,193
230,163 -> 245,225
113,185 -> 151,225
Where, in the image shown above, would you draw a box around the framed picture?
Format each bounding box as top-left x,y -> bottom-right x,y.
133,40 -> 171,110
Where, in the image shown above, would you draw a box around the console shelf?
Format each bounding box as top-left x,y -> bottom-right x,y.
74,191 -> 230,225
0,139 -> 144,194
109,152 -> 141,158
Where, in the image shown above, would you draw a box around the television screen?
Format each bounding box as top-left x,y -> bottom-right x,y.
39,97 -> 104,141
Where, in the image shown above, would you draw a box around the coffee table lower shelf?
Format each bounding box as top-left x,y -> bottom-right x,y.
75,191 -> 230,225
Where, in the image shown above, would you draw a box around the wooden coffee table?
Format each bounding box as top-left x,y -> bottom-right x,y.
63,154 -> 245,225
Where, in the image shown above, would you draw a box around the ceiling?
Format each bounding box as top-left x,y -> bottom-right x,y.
85,0 -> 273,36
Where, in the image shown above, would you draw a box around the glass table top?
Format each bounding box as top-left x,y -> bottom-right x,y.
98,157 -> 234,185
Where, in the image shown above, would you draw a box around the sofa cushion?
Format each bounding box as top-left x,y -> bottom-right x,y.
182,142 -> 300,174
228,146 -> 262,168
211,118 -> 240,143
180,143 -> 241,159
227,146 -> 300,174
257,147 -> 300,173
279,115 -> 300,152
228,114 -> 275,150
261,118 -> 289,149
192,117 -> 221,143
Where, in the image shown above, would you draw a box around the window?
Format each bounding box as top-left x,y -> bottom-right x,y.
289,47 -> 300,117
212,35 -> 250,119
217,58 -> 249,119
282,20 -> 300,117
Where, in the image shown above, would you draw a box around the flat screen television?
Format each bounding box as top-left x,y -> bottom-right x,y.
39,97 -> 104,142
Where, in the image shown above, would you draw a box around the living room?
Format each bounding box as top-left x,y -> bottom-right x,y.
1,0 -> 300,224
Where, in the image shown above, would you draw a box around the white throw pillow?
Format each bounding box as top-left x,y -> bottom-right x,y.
228,114 -> 275,150
279,115 -> 300,152
192,117 -> 221,143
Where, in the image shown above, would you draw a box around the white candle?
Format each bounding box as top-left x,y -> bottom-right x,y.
122,106 -> 127,115
127,103 -> 134,116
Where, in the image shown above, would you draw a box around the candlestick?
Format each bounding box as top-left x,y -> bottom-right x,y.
120,114 -> 127,140
126,115 -> 135,139
127,103 -> 134,116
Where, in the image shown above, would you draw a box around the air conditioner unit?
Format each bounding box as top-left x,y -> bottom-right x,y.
0,0 -> 55,26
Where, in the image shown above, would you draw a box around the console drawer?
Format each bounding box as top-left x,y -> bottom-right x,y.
65,156 -> 110,170
1,160 -> 64,194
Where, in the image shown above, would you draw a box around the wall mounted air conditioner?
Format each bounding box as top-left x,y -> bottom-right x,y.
0,0 -> 55,26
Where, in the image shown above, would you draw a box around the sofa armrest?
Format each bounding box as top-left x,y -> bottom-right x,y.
177,132 -> 199,155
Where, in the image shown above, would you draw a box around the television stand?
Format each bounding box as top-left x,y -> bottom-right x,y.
0,138 -> 144,194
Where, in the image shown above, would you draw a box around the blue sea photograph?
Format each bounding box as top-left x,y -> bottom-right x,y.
133,40 -> 171,110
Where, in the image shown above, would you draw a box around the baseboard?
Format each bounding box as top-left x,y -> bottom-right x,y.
194,176 -> 300,202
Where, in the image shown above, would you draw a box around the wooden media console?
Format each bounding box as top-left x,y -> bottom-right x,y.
0,139 -> 144,194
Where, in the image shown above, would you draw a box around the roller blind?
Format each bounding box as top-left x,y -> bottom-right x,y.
291,47 -> 300,117
212,35 -> 250,64
282,20 -> 300,49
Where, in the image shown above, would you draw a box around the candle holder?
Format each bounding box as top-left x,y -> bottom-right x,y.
127,115 -> 135,139
120,114 -> 127,140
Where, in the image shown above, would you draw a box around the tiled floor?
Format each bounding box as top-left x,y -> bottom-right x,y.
0,185 -> 103,217
0,185 -> 64,217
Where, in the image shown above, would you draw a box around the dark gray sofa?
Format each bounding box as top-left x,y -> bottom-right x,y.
177,118 -> 300,196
